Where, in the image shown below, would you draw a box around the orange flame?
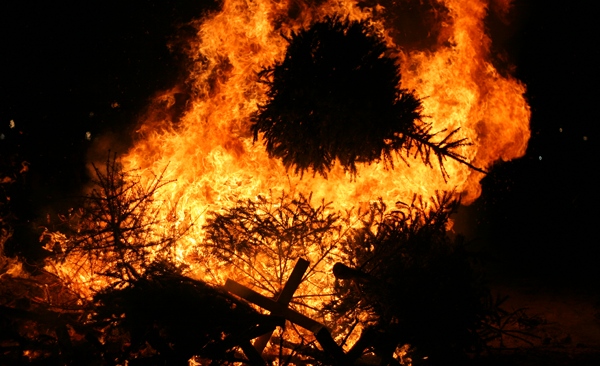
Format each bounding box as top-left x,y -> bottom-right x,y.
46,0 -> 530,352
126,0 -> 529,214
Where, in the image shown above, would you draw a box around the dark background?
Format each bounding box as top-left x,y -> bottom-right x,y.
0,1 -> 597,283
477,0 -> 599,284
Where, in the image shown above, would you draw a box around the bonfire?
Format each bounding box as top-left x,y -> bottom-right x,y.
1,0 -> 531,364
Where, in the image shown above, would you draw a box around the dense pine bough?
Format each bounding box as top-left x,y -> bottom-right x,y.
252,16 -> 481,178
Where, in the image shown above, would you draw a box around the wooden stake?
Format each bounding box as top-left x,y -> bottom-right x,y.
253,258 -> 310,353
223,258 -> 346,364
224,266 -> 322,333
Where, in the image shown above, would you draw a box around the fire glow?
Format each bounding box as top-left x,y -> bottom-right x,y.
126,0 -> 529,212
45,0 -> 529,357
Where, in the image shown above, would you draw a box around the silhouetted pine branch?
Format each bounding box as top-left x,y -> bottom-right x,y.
202,192 -> 352,361
203,192 -> 344,297
401,124 -> 486,179
323,193 -> 495,364
252,16 -> 483,178
46,153 -> 191,287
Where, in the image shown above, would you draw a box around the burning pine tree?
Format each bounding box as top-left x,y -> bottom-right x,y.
252,16 -> 478,178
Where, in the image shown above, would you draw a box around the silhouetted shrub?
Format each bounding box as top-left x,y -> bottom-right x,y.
252,16 -> 475,177
325,194 -> 493,364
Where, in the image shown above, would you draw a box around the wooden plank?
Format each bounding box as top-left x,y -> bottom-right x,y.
277,258 -> 310,304
253,258 -> 310,352
239,340 -> 267,366
222,258 -> 347,363
224,279 -> 324,333
315,327 -> 346,365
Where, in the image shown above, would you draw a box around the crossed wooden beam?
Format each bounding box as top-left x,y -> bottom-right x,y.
224,258 -> 346,364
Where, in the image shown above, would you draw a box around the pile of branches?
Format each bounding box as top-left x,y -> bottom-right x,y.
45,154 -> 191,287
91,263 -> 278,365
323,194 -> 489,364
1,156 -> 530,365
0,263 -> 276,365
203,192 -> 344,296
252,16 -> 478,177
1,157 -> 283,365
203,192 -> 527,365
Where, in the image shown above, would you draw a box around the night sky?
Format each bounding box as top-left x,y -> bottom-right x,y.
1,1 -> 598,283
